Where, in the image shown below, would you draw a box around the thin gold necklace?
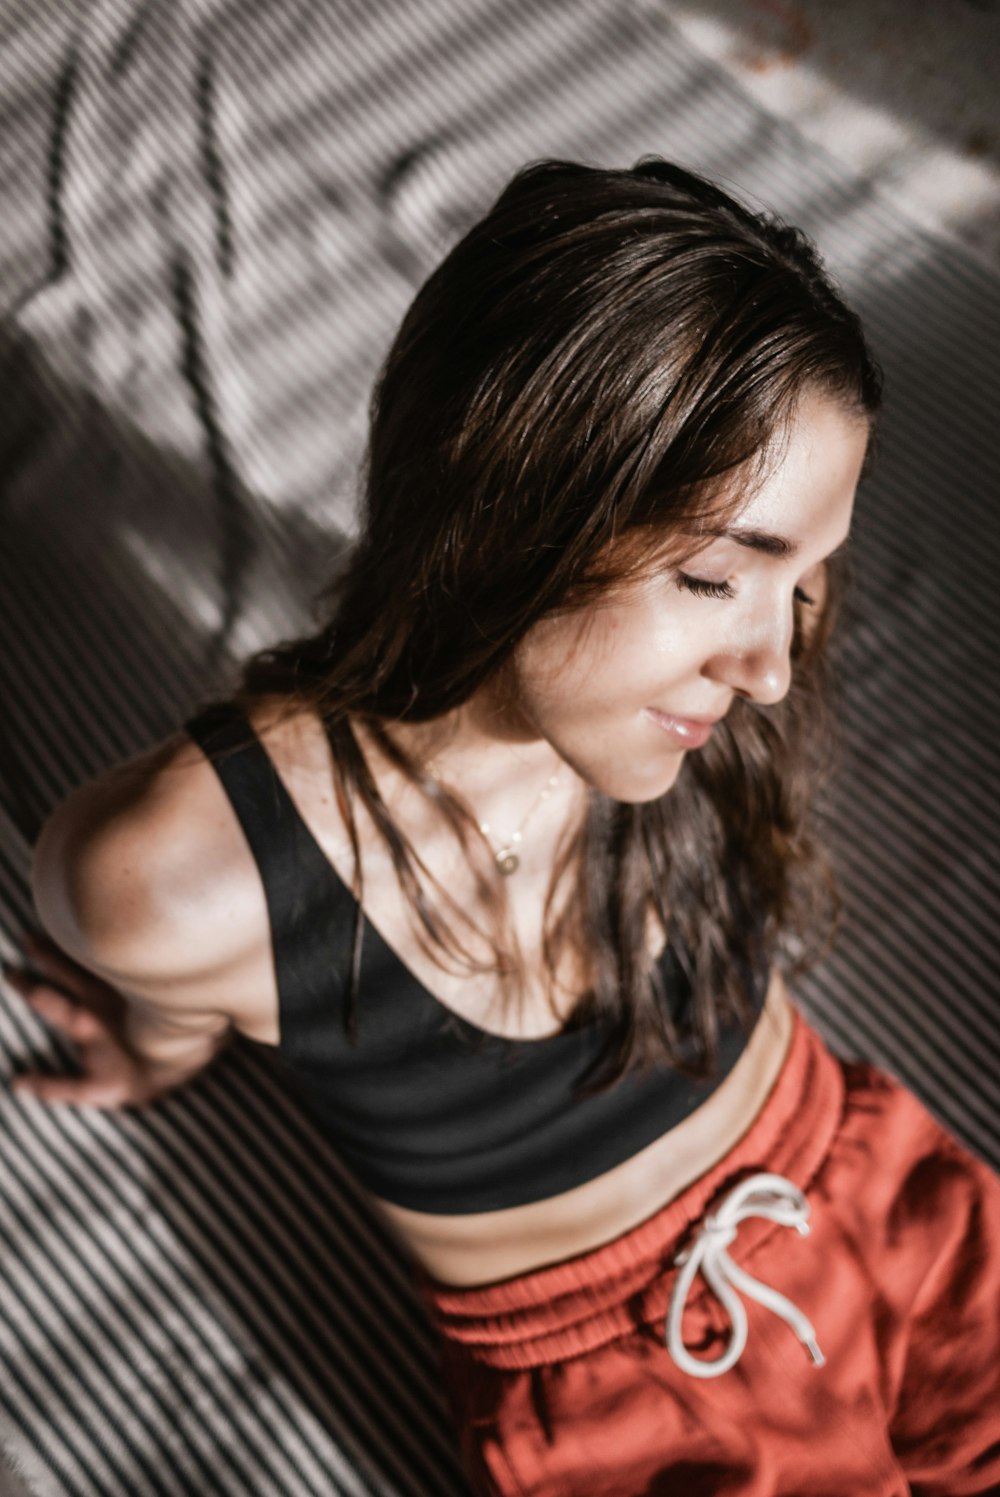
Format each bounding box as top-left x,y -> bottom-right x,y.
478,767 -> 564,875
425,758 -> 564,876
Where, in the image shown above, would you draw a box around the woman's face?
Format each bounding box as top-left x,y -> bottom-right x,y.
508,390 -> 871,804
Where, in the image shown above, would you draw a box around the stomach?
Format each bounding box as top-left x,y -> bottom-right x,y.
366,970 -> 794,1287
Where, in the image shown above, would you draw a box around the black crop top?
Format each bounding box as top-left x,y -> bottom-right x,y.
184,703 -> 769,1214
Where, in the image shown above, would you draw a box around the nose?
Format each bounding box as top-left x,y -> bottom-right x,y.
705,612 -> 795,708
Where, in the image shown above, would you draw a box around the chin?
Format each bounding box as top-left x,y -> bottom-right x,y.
575,749 -> 686,805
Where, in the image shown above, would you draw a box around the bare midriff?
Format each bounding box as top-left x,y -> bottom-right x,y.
368,973 -> 793,1286
223,701 -> 797,1289
235,970 -> 793,1288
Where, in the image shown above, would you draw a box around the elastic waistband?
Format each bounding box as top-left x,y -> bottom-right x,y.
416,1008 -> 845,1369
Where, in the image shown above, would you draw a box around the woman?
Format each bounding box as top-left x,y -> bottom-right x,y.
13,160 -> 1000,1495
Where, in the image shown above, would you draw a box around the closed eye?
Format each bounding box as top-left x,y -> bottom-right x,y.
676,574 -> 735,600
676,573 -> 816,606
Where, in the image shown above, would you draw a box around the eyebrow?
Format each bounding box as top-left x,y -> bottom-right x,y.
694,526 -> 850,562
704,528 -> 851,561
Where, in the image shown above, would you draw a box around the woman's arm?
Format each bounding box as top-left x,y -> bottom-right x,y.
6,932 -> 230,1106
15,738 -> 261,1107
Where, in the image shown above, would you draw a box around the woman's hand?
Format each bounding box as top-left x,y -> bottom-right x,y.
4,931 -> 210,1108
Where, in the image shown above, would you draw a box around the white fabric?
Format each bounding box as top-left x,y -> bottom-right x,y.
665,1172 -> 826,1380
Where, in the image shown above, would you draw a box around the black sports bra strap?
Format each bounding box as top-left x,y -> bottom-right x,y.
183,701 -> 355,1024
183,703 -> 316,895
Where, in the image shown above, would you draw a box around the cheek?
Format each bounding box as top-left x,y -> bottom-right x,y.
532,610 -> 638,703
513,606 -> 705,801
518,600 -> 695,724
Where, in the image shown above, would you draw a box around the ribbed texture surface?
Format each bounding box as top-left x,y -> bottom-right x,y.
1,1 -> 997,1492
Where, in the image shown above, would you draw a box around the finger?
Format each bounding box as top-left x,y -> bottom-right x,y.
11,1073 -> 137,1109
21,932 -> 94,993
19,936 -> 123,1021
17,987 -> 104,1042
1,963 -> 29,994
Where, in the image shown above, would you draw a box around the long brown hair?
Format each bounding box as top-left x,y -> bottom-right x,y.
218,158 -> 882,1085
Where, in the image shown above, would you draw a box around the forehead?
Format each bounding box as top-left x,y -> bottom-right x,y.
712,394 -> 870,548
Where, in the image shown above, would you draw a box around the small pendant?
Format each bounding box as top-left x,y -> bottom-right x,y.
496,849 -> 520,876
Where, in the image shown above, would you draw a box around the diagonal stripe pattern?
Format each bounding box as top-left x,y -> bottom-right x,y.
1,1 -> 997,1491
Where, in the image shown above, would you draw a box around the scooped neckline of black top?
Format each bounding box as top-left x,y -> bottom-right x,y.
184,701 -> 728,1052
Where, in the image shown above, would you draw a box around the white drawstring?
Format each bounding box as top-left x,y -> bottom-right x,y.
665,1172 -> 826,1380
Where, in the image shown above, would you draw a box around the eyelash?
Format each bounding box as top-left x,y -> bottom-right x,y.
676,574 -> 817,607
676,574 -> 734,600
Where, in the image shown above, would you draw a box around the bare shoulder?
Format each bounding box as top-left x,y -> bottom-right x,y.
28,699 -> 316,1017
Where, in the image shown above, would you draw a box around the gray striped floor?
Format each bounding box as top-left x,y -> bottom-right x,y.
1,1 -> 998,1492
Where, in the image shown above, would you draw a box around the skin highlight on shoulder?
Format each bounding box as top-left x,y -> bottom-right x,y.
30,727 -> 272,1020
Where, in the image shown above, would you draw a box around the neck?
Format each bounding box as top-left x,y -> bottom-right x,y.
367,682 -> 585,868
389,676 -> 557,787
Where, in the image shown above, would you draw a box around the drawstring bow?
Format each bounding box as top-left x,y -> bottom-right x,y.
665,1171 -> 826,1379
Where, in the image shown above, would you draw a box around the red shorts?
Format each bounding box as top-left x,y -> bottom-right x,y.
415,1009 -> 1000,1496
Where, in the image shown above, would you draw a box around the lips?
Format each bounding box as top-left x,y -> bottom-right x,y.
645,708 -> 722,749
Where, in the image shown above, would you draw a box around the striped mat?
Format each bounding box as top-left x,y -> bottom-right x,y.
1,1 -> 997,1492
